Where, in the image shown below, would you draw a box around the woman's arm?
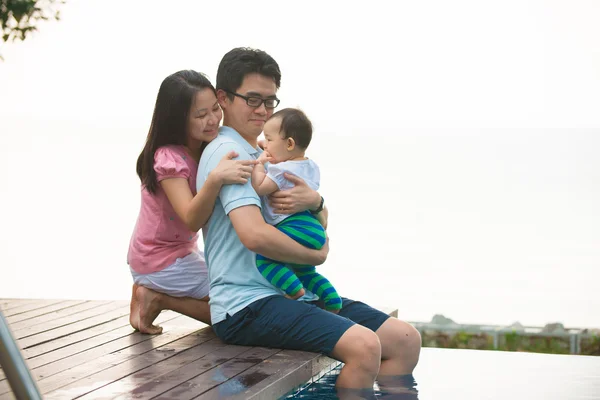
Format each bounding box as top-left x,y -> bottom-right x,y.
161,151 -> 257,232
161,174 -> 221,232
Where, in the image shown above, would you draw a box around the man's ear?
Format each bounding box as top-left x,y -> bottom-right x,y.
287,137 -> 296,151
216,89 -> 228,108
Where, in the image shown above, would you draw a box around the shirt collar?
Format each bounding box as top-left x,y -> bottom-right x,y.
219,126 -> 261,155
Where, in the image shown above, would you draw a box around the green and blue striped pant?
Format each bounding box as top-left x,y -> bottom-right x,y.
256,211 -> 342,311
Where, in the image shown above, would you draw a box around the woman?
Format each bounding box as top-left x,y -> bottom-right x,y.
127,70 -> 257,333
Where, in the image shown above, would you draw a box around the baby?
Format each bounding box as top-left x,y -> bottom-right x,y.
251,108 -> 342,312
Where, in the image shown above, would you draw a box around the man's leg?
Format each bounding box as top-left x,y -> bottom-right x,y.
376,318 -> 421,376
213,295 -> 381,390
334,298 -> 421,396
330,325 -> 381,389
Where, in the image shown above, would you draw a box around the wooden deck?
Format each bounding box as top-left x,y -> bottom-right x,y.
0,299 -> 397,399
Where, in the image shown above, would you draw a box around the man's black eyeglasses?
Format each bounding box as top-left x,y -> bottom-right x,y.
224,90 -> 280,109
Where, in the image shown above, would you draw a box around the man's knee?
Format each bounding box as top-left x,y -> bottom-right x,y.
378,318 -> 422,359
332,325 -> 382,373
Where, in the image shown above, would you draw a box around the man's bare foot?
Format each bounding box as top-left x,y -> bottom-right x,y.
136,286 -> 164,334
129,283 -> 140,331
285,287 -> 305,300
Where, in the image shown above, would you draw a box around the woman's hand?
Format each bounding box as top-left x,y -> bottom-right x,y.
211,151 -> 258,185
269,173 -> 321,214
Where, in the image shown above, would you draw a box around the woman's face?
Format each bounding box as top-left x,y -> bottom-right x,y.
187,88 -> 222,146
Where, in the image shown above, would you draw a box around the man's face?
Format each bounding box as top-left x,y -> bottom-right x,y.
219,73 -> 278,139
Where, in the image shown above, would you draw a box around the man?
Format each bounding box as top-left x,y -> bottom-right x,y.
197,47 -> 421,393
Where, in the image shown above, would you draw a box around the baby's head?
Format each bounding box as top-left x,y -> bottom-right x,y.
263,108 -> 312,163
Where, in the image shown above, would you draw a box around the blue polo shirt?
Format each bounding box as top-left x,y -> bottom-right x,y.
197,126 -> 316,325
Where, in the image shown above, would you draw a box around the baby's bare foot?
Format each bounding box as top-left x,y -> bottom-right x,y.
136,286 -> 163,334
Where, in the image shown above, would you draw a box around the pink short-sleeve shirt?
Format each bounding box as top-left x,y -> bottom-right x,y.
127,145 -> 199,274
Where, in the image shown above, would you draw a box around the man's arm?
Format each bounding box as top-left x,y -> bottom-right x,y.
229,205 -> 328,266
316,206 -> 328,230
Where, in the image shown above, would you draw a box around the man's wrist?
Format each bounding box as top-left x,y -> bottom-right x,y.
312,192 -> 321,209
310,195 -> 325,215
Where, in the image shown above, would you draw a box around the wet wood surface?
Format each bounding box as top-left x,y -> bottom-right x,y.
0,298 -> 397,399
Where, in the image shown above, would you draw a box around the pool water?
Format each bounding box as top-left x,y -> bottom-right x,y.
283,348 -> 600,399
283,364 -> 418,399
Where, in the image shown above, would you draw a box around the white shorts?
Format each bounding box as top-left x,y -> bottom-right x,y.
130,251 -> 209,299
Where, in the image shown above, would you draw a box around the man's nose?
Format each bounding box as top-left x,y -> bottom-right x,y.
253,103 -> 267,115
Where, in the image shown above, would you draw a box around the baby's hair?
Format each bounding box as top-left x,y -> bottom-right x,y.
270,108 -> 312,149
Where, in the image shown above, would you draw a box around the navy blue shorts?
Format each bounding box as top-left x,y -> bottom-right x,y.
213,295 -> 390,355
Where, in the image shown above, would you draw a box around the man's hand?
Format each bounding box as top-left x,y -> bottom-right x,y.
269,173 -> 321,214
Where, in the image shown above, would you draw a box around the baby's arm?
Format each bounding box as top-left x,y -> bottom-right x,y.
251,152 -> 279,196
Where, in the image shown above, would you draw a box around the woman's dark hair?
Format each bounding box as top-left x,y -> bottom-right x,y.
271,108 -> 313,149
136,70 -> 215,194
216,47 -> 281,99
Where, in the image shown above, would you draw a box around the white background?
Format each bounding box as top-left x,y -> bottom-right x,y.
1,0 -> 598,328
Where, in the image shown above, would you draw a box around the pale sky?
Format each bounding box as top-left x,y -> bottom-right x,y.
1,0 -> 599,328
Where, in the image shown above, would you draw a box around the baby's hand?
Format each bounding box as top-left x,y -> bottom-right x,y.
258,150 -> 273,164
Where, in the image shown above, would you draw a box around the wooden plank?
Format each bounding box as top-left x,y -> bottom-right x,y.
110,342 -> 250,400
0,315 -> 204,398
6,300 -> 89,324
16,303 -> 130,349
76,336 -> 231,400
20,314 -> 134,359
0,299 -> 67,317
39,322 -> 212,399
0,299 -> 40,311
0,310 -> 134,393
154,347 -> 281,400
11,301 -> 118,339
201,351 -> 331,400
9,300 -> 110,331
1,300 -> 398,400
199,308 -> 399,400
17,311 -> 182,372
0,311 -> 182,386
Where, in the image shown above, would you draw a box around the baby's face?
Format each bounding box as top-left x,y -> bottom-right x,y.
263,117 -> 290,163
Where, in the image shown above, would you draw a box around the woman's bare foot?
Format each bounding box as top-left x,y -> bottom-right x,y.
136,286 -> 164,334
285,287 -> 305,300
129,283 -> 141,331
